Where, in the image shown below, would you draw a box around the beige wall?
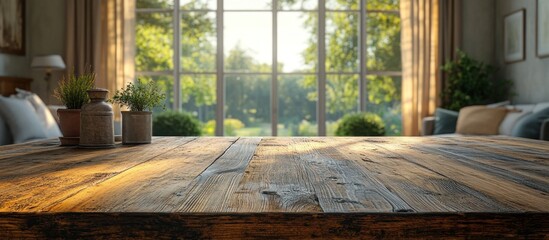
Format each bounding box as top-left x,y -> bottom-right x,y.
495,0 -> 549,104
461,0 -> 496,65
0,0 -> 66,104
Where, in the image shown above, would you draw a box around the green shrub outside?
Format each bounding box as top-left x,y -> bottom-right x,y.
335,113 -> 385,136
202,118 -> 245,136
153,111 -> 201,136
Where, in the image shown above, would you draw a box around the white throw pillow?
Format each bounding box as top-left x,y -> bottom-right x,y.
499,109 -> 533,136
533,102 -> 549,113
14,88 -> 62,138
0,96 -> 47,143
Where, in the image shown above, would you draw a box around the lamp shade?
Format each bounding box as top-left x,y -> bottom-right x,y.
31,55 -> 66,70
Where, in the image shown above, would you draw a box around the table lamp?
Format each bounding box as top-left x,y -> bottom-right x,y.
31,55 -> 66,101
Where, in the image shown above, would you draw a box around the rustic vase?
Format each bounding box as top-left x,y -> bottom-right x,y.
122,111 -> 152,144
80,89 -> 115,148
57,109 -> 81,145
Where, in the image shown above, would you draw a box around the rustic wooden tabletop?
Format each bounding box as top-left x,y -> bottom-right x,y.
0,136 -> 548,238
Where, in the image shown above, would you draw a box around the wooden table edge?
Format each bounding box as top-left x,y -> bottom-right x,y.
1,212 -> 547,239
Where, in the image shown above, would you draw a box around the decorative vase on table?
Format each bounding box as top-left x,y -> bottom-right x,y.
80,88 -> 115,148
121,111 -> 152,144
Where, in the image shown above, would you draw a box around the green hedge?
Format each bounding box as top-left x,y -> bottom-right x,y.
335,113 -> 385,136
153,111 -> 201,136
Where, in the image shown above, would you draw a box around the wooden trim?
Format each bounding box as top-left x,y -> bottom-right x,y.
0,76 -> 32,96
0,213 -> 546,239
537,0 -> 549,58
504,9 -> 526,64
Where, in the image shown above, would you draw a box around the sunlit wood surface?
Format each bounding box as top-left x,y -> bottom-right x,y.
0,136 -> 548,238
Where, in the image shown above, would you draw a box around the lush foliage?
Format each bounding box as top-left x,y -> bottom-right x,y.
335,113 -> 386,136
54,70 -> 95,109
136,0 -> 401,136
153,111 -> 201,136
441,51 -> 513,111
202,118 -> 245,136
111,80 -> 166,111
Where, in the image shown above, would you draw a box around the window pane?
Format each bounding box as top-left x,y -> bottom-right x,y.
225,12 -> 272,73
367,0 -> 399,11
278,12 -> 317,73
181,12 -> 216,72
366,75 -> 401,135
136,12 -> 174,72
278,0 -> 316,10
137,0 -> 173,9
225,75 -> 271,136
181,74 -> 217,135
180,0 -> 216,10
278,75 -> 317,136
225,0 -> 271,10
366,13 -> 401,71
326,12 -> 359,73
326,74 -> 359,136
326,0 -> 359,10
137,75 -> 175,112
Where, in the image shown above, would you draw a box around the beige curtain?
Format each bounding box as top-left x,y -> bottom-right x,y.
439,0 -> 461,98
400,0 -> 440,136
66,0 -> 135,119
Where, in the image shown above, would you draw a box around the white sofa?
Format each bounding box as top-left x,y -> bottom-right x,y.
422,102 -> 549,141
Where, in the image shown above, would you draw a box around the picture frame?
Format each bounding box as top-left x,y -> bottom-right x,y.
0,0 -> 25,55
504,9 -> 525,64
537,0 -> 549,58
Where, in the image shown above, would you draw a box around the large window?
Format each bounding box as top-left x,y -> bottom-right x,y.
136,0 -> 401,136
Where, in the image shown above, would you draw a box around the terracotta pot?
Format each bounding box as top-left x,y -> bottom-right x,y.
57,109 -> 81,138
122,111 -> 152,144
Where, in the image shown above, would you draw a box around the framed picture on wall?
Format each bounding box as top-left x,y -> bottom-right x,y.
0,0 -> 25,55
537,0 -> 549,58
504,9 -> 525,63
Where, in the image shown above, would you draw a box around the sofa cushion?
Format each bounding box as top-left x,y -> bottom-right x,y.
0,114 -> 13,145
456,106 -> 508,135
511,106 -> 549,139
533,102 -> 549,113
0,96 -> 47,143
433,108 -> 459,134
14,88 -> 62,138
499,108 -> 533,136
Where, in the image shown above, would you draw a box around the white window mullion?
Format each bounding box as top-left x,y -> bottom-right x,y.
271,0 -> 278,136
318,0 -> 327,136
359,0 -> 367,112
215,0 -> 224,136
173,0 -> 181,111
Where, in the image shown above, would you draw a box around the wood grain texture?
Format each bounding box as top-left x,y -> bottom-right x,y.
0,136 -> 548,238
0,137 -> 195,211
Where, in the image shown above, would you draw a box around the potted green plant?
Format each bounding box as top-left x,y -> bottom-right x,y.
53,70 -> 95,145
441,50 -> 513,111
111,79 -> 165,144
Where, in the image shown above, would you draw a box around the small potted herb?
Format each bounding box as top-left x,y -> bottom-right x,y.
53,70 -> 95,145
111,79 -> 165,144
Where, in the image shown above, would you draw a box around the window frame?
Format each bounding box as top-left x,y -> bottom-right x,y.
135,0 -> 401,136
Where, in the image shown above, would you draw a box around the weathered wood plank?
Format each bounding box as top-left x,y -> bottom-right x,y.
375,137 -> 549,211
425,138 -> 549,192
175,138 -> 261,212
337,138 -> 514,212
49,137 -> 237,212
0,213 -> 547,239
0,137 -> 195,212
0,139 -> 61,160
290,138 -> 411,212
225,138 -> 323,212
